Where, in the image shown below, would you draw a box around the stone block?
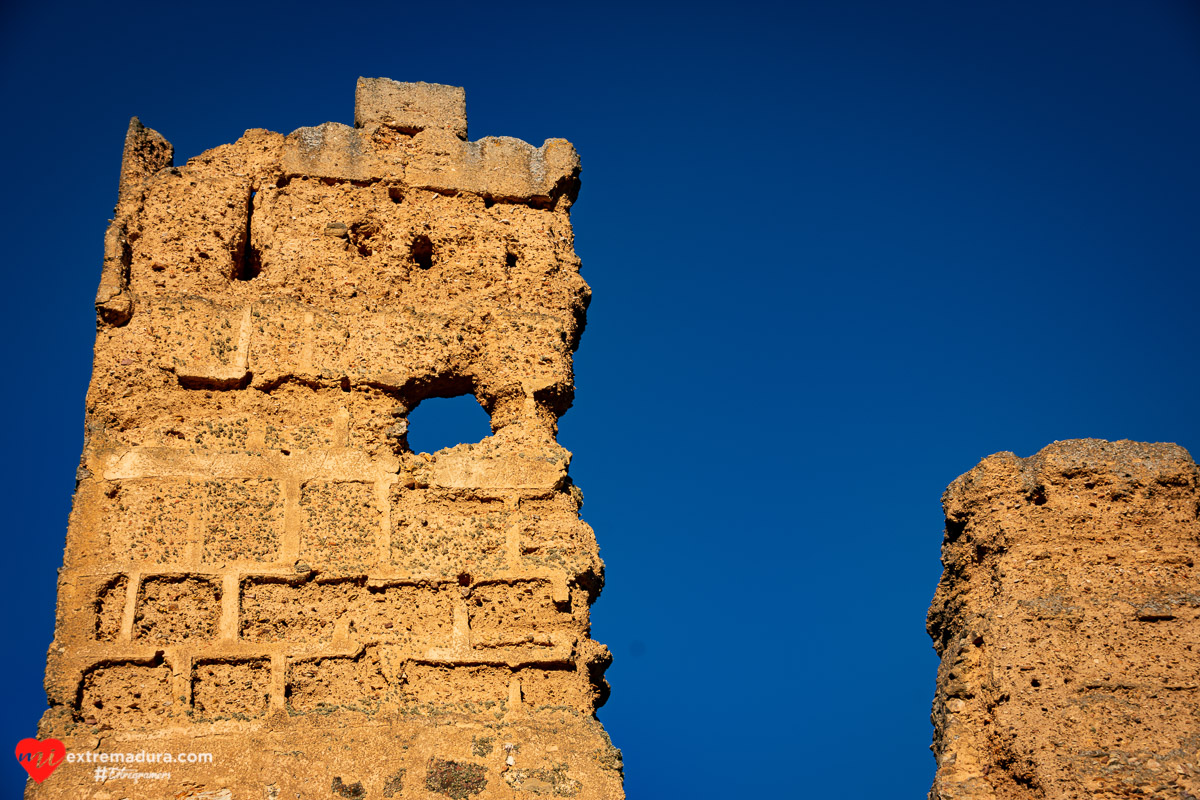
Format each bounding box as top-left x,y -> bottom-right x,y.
355,77 -> 467,139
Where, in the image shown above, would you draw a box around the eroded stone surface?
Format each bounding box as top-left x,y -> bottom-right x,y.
34,78 -> 620,800
928,439 -> 1200,800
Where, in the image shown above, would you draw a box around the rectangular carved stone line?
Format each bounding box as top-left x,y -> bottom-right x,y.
269,652 -> 286,712
504,497 -> 522,571
219,573 -> 239,640
300,310 -> 315,372
374,479 -> 392,567
172,650 -> 194,712
280,477 -> 302,564
100,448 -> 393,482
119,571 -> 139,641
185,500 -> 201,566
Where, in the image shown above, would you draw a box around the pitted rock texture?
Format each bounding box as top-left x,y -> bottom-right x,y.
32,78 -> 622,799
928,439 -> 1200,800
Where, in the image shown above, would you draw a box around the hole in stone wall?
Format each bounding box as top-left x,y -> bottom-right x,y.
236,190 -> 261,281
388,186 -> 404,204
411,235 -> 434,270
505,251 -> 518,269
405,394 -> 491,454
350,222 -> 379,258
238,249 -> 263,281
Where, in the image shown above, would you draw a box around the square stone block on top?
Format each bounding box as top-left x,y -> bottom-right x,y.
355,77 -> 467,139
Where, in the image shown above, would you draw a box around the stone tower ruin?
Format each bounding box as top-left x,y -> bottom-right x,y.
928,439 -> 1199,799
34,78 -> 622,799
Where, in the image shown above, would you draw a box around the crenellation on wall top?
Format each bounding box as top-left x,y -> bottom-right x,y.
355,77 -> 468,139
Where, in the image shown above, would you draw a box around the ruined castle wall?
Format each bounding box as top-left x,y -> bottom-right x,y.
35,78 -> 622,800
928,439 -> 1199,800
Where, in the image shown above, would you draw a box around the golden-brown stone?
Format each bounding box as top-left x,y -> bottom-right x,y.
928,439 -> 1199,800
33,78 -> 620,800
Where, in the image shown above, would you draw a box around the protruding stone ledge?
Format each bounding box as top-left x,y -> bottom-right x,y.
281,122 -> 405,183
278,123 -> 580,207
406,130 -> 580,208
278,80 -> 578,206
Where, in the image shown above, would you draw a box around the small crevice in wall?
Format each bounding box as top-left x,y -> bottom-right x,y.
411,234 -> 434,270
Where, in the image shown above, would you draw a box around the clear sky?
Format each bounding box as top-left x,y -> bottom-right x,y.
2,1 -> 1199,797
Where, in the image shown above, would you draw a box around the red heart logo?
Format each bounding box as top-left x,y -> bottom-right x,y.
14,738 -> 65,783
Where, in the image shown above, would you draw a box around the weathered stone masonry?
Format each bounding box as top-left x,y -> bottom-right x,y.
35,78 -> 623,799
928,440 -> 1199,800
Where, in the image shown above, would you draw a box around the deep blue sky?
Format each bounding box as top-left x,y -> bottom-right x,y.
2,1 -> 1199,797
